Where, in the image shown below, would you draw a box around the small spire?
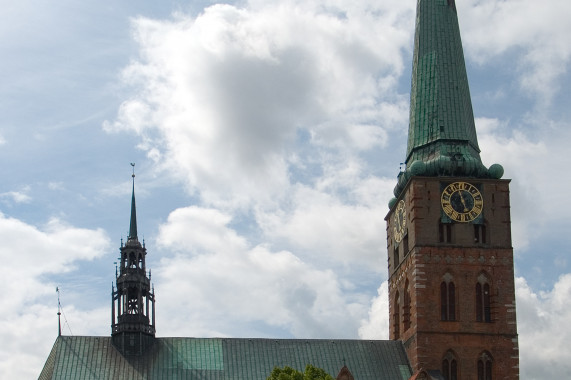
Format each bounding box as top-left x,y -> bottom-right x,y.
128,163 -> 138,241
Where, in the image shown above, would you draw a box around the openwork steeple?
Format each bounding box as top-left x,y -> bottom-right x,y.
112,164 -> 156,355
392,0 -> 503,202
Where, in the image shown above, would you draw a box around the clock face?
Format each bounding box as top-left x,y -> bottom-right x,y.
441,182 -> 483,222
393,200 -> 406,243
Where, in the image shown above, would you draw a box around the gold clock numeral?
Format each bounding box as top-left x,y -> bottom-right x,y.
442,203 -> 454,215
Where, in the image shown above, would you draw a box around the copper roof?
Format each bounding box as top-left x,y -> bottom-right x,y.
39,336 -> 412,380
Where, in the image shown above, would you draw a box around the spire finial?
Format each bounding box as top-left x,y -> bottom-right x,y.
57,287 -> 61,337
128,163 -> 138,241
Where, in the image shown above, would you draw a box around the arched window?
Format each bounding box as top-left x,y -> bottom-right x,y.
477,352 -> 493,380
393,291 -> 400,339
476,276 -> 491,322
129,252 -> 137,269
442,350 -> 458,380
441,279 -> 456,321
403,280 -> 411,331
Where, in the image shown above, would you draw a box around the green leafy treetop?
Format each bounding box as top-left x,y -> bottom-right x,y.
267,364 -> 335,380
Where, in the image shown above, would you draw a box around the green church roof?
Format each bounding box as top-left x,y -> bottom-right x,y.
39,336 -> 412,380
392,0 -> 504,202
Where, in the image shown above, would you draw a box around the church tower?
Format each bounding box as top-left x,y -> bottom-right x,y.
112,166 -> 156,355
386,1 -> 519,379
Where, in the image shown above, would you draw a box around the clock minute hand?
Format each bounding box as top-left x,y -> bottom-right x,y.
458,190 -> 469,212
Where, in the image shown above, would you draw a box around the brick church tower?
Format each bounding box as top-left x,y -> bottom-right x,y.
386,1 -> 519,379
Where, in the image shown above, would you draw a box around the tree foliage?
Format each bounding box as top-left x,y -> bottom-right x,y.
267,364 -> 335,380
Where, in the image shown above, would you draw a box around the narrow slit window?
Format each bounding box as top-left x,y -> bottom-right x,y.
474,224 -> 487,244
440,223 -> 452,243
476,281 -> 492,323
394,292 -> 400,339
441,281 -> 456,321
403,280 -> 411,331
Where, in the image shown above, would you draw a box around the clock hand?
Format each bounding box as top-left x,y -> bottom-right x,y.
458,190 -> 469,212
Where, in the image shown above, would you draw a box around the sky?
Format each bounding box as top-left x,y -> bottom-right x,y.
0,0 -> 570,378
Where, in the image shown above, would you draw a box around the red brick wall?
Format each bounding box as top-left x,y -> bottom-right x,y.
387,177 -> 519,379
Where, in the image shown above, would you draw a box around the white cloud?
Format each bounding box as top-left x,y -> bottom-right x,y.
256,176 -> 391,271
0,302 -> 108,379
47,182 -> 65,191
0,216 -> 108,284
477,117 -> 571,251
516,275 -> 571,379
459,0 -> 571,104
103,0 -> 414,208
100,3 -> 415,345
358,281 -> 389,340
155,205 -> 368,338
0,213 -> 110,379
0,186 -> 32,204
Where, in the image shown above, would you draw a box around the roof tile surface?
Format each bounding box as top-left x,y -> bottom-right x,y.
39,336 -> 412,380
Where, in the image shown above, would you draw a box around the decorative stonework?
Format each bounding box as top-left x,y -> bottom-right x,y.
442,272 -> 454,283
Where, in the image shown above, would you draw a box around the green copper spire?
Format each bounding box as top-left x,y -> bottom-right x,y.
128,163 -> 138,241
392,0 -> 503,201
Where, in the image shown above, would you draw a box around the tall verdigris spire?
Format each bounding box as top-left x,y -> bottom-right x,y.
128,163 -> 137,241
392,0 -> 503,202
